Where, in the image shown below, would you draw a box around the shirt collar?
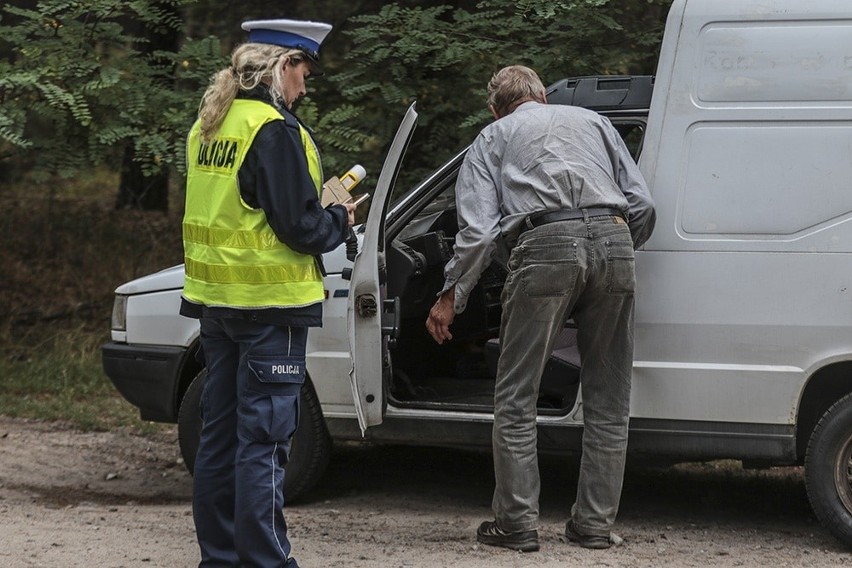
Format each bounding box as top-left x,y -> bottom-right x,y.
515,100 -> 544,113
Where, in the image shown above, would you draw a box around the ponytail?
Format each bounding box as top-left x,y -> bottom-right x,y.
197,43 -> 303,142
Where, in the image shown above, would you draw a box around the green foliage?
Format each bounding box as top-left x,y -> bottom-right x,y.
0,332 -> 164,431
0,166 -> 184,430
0,0 -> 220,183
0,0 -> 671,197
320,0 -> 671,194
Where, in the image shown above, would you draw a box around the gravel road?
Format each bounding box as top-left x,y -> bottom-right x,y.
1,415 -> 850,567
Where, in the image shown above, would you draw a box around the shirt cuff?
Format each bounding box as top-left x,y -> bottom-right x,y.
437,277 -> 468,314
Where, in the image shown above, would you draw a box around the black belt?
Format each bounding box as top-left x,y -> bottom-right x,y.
521,207 -> 625,234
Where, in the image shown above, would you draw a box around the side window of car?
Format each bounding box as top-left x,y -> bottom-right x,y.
611,120 -> 647,160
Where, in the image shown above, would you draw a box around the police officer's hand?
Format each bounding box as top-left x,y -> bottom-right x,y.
343,202 -> 357,227
426,287 -> 456,344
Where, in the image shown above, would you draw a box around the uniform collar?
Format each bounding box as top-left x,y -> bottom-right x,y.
235,85 -> 304,127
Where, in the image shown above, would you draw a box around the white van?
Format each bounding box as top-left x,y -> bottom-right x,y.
103,0 -> 852,547
633,0 -> 852,547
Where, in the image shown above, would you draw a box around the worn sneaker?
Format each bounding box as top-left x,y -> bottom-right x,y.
476,520 -> 540,552
564,519 -> 623,549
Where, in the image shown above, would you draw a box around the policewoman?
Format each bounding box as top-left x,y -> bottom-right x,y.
180,19 -> 355,568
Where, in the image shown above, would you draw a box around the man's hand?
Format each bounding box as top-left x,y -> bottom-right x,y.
426,287 -> 456,344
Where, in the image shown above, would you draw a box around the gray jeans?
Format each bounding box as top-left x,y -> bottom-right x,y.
492,214 -> 635,537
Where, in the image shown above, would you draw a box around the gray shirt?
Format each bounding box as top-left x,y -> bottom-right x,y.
442,101 -> 656,313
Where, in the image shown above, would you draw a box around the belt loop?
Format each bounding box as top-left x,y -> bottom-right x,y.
582,208 -> 593,238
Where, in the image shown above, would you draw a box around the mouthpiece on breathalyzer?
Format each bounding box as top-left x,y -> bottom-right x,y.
339,164 -> 367,191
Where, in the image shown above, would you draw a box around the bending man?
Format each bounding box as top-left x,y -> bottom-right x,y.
426,65 -> 655,553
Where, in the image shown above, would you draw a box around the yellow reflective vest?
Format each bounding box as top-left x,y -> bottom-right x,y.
182,99 -> 324,309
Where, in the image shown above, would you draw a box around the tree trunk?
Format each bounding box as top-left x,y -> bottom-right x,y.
114,1 -> 180,212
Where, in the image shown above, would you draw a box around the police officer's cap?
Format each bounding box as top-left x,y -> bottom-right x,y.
241,19 -> 332,75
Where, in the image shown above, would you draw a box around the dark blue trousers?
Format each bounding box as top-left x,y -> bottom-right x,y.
193,318 -> 307,568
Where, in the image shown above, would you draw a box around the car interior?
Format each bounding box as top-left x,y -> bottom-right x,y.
384,165 -> 587,415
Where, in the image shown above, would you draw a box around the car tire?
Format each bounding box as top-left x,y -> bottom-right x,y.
177,369 -> 333,503
804,391 -> 852,548
177,369 -> 205,477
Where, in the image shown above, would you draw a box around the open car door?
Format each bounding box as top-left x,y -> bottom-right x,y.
347,103 -> 418,435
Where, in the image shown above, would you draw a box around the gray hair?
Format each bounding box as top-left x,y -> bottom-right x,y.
197,43 -> 304,142
486,65 -> 546,117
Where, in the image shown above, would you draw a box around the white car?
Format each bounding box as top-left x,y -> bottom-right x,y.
103,76 -> 651,499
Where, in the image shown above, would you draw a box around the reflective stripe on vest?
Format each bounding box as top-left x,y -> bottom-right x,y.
182,99 -> 324,309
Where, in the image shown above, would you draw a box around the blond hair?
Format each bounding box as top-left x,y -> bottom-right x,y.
197,43 -> 305,142
486,65 -> 546,117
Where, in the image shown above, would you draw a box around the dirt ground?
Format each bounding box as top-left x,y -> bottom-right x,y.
1,416 -> 851,568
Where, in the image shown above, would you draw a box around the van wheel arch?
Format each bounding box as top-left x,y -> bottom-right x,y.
177,369 -> 332,503
804,391 -> 852,548
796,362 -> 852,460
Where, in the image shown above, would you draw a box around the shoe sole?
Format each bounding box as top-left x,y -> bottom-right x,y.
565,521 -> 620,549
477,534 -> 540,552
567,535 -> 612,549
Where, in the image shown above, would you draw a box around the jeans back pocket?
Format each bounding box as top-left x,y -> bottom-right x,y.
518,241 -> 579,298
605,238 -> 635,295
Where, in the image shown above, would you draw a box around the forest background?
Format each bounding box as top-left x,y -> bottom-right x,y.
0,0 -> 670,429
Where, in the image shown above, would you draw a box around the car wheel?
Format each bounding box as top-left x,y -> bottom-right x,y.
177,369 -> 205,476
177,369 -> 333,503
804,391 -> 852,548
